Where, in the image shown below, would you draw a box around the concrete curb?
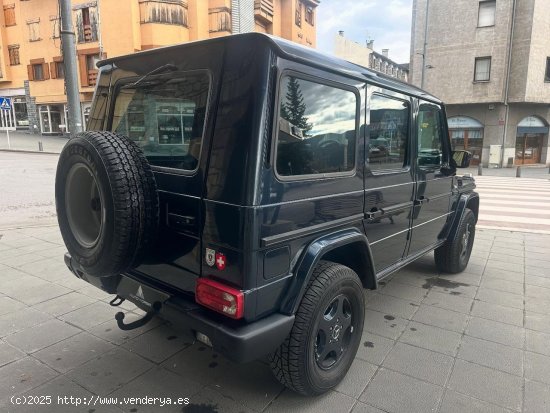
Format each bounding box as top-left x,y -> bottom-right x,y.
0,148 -> 60,155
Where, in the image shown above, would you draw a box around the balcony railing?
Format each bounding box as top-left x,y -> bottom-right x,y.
209,7 -> 231,33
254,0 -> 273,24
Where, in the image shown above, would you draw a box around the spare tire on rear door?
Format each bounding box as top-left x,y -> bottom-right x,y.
55,131 -> 159,277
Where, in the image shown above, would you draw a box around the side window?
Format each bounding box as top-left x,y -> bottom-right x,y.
276,76 -> 357,177
111,71 -> 210,171
368,94 -> 410,171
417,103 -> 446,167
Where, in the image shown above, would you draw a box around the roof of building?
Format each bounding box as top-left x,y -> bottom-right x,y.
100,32 -> 440,103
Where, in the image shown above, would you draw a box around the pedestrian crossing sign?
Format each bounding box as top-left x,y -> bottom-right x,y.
0,97 -> 12,111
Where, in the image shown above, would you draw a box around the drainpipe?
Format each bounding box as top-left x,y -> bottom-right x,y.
420,0 -> 430,89
501,0 -> 517,167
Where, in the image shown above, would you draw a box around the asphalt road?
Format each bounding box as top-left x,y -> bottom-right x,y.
0,152 -> 59,229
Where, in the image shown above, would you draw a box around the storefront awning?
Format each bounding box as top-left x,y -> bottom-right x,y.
447,116 -> 483,129
517,116 -> 548,134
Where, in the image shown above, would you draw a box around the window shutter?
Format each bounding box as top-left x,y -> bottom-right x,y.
75,9 -> 84,43
42,62 -> 50,80
78,54 -> 89,86
50,62 -> 57,79
27,64 -> 34,81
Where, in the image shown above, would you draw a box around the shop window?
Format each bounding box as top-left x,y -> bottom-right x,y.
27,59 -> 50,81
305,5 -> 314,25
474,56 -> 491,82
27,18 -> 40,42
295,1 -> 302,27
545,57 -> 550,82
478,1 -> 496,27
75,5 -> 98,43
8,45 -> 20,66
3,4 -> 16,27
140,0 -> 188,26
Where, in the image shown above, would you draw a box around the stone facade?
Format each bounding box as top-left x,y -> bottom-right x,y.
334,33 -> 409,82
410,0 -> 550,166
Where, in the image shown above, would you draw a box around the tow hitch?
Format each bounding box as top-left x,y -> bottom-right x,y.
114,301 -> 162,331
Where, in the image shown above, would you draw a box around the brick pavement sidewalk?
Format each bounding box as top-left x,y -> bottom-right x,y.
0,225 -> 550,413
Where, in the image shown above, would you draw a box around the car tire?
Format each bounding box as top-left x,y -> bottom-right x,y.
269,261 -> 364,395
55,131 -> 159,277
435,208 -> 476,274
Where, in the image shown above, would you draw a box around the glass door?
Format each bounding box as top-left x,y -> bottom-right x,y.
515,134 -> 543,165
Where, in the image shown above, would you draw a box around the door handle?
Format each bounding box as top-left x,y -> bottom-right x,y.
365,208 -> 384,220
414,196 -> 430,206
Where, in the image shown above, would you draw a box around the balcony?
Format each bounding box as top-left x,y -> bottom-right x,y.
209,7 -> 231,33
254,0 -> 273,24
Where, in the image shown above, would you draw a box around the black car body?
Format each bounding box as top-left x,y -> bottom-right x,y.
58,33 -> 479,395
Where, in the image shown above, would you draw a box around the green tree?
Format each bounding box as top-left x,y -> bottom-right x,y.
280,77 -> 313,136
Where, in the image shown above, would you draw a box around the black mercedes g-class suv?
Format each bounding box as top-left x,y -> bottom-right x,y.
55,33 -> 479,396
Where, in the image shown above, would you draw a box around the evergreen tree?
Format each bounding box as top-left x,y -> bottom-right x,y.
280,77 -> 313,137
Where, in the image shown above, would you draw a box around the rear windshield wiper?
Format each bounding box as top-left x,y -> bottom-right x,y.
123,63 -> 177,89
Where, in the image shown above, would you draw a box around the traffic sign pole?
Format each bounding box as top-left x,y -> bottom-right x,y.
0,97 -> 12,149
6,127 -> 10,150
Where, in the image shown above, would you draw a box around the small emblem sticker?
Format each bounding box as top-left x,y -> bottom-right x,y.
215,252 -> 226,271
206,248 -> 216,267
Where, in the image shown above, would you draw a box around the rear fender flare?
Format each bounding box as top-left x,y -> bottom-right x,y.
280,228 -> 376,315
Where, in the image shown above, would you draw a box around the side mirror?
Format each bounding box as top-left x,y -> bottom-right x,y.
452,150 -> 472,168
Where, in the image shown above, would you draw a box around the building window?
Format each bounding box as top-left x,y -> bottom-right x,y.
8,45 -> 20,66
295,1 -> 302,27
50,59 -> 64,79
32,64 -> 44,80
139,0 -> 188,26
474,57 -> 491,82
478,1 -> 496,27
276,75 -> 357,177
3,4 -> 16,27
305,5 -> 314,25
27,18 -> 41,41
78,51 -> 100,87
545,57 -> 550,82
50,15 -> 60,39
75,6 -> 98,43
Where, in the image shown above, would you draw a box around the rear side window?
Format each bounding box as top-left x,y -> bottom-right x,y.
368,94 -> 410,171
111,71 -> 210,170
276,75 -> 357,177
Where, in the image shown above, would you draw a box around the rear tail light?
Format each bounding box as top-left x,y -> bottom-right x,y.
195,278 -> 244,319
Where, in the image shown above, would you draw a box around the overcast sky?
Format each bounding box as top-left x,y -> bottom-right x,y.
316,0 -> 413,65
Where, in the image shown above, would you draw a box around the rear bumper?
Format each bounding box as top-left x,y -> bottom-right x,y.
64,253 -> 294,363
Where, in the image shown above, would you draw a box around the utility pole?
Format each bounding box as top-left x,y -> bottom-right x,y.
420,0 -> 430,90
59,0 -> 83,135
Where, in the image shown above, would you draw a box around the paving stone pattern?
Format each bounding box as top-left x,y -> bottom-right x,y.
0,226 -> 549,412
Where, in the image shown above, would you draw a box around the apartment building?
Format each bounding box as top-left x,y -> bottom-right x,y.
0,0 -> 319,134
410,0 -> 550,166
334,31 -> 408,82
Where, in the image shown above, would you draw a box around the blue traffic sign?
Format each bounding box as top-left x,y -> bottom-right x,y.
0,97 -> 12,111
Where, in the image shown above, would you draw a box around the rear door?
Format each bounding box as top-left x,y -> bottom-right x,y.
109,69 -> 215,294
364,87 -> 416,273
408,101 -> 453,255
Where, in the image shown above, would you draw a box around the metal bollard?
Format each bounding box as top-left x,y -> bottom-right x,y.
38,141 -> 43,152
477,164 -> 482,176
516,166 -> 521,178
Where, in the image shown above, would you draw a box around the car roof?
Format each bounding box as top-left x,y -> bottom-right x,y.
99,33 -> 441,104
